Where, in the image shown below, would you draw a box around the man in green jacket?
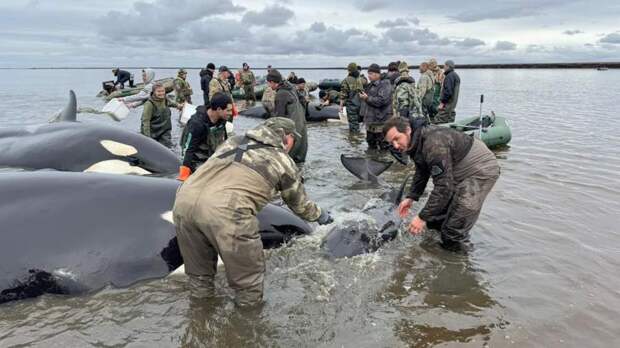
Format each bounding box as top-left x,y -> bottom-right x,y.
174,69 -> 193,104
240,63 -> 256,105
339,62 -> 365,133
417,62 -> 436,121
141,83 -> 177,148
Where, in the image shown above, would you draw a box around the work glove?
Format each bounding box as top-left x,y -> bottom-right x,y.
317,208 -> 334,225
177,166 -> 191,181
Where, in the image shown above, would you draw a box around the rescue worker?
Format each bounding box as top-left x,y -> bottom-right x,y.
339,62 -> 365,133
417,61 -> 436,121
393,61 -> 421,120
295,77 -> 310,108
209,66 -> 234,120
268,69 -> 308,164
240,63 -> 256,105
435,60 -> 460,124
287,71 -> 298,83
121,68 -> 156,108
178,92 -> 231,180
112,68 -> 132,89
319,89 -> 340,107
261,83 -> 276,117
173,117 -> 333,306
383,117 -> 500,251
140,83 -> 177,148
428,58 -> 444,116
360,63 -> 392,150
200,63 -> 215,106
387,61 -> 400,87
173,68 -> 193,104
358,65 -> 369,86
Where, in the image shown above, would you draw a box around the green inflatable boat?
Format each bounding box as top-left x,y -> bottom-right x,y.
444,113 -> 512,148
98,77 -> 175,101
318,79 -> 342,91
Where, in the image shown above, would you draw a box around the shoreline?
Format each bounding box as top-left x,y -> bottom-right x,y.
0,62 -> 618,70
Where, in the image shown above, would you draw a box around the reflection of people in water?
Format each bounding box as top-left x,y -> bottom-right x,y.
382,238 -> 502,347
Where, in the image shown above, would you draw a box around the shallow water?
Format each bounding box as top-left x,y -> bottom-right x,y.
1,68 -> 619,347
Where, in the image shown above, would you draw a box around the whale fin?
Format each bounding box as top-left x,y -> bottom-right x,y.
340,155 -> 392,183
58,90 -> 77,122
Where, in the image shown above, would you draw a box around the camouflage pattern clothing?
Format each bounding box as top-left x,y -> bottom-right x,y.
261,85 -> 276,116
324,90 -> 340,104
208,77 -> 233,119
417,69 -> 436,120
240,69 -> 256,103
393,74 -> 422,119
173,77 -> 193,104
173,120 -> 322,306
339,74 -> 365,132
406,125 -> 499,248
274,81 -> 308,163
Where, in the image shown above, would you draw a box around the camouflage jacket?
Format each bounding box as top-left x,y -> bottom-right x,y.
186,123 -> 322,221
392,75 -> 421,118
406,125 -> 474,221
208,77 -> 232,101
339,74 -> 364,106
173,77 -> 192,103
261,86 -> 276,115
417,70 -> 435,106
240,70 -> 255,85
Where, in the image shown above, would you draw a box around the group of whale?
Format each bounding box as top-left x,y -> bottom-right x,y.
0,91 -> 403,305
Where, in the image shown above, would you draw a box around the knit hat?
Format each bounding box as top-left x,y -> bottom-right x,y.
387,62 -> 398,72
367,63 -> 381,74
178,68 -> 187,76
206,62 -> 215,70
263,117 -> 301,139
347,62 -> 358,72
266,69 -> 283,83
444,60 -> 455,69
218,65 -> 230,73
296,77 -> 306,84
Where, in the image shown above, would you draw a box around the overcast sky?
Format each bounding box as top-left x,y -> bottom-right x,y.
1,0 -> 619,67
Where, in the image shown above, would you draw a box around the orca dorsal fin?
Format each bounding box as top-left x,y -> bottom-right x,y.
340,155 -> 393,183
58,90 -> 77,122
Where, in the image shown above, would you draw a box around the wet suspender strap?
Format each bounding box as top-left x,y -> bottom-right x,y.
217,137 -> 271,162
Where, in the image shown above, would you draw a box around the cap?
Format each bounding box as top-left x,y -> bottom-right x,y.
178,68 -> 187,75
263,117 -> 301,139
219,65 -> 230,73
266,69 -> 283,83
206,62 -> 215,70
367,63 -> 381,74
444,60 -> 455,69
347,62 -> 358,72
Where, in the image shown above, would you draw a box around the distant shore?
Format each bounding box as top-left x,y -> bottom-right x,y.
1,62 -> 618,70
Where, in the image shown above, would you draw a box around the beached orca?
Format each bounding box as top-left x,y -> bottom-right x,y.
321,156 -> 407,258
0,172 -> 312,304
0,90 -> 180,175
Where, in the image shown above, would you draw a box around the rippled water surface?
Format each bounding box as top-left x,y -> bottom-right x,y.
1,68 -> 619,347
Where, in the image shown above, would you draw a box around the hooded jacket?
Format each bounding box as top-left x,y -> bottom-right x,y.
361,75 -> 393,126
274,81 -> 308,163
124,69 -> 156,106
393,75 -> 421,118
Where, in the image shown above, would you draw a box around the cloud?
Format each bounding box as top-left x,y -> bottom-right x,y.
599,32 -> 620,44
97,0 -> 243,39
242,4 -> 294,27
495,40 -> 517,50
309,22 -> 327,32
563,29 -> 583,35
376,18 -> 409,28
449,0 -> 566,23
454,38 -> 485,47
383,27 -> 450,45
357,0 -> 389,12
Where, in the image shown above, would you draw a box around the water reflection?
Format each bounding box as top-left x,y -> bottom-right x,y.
381,234 -> 505,347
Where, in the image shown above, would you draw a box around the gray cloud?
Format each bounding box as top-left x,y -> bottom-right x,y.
382,27 -> 451,45
495,40 -> 517,50
309,22 -> 327,33
599,32 -> 620,44
449,0 -> 564,23
454,38 -> 485,48
358,0 -> 389,12
97,0 -> 243,39
563,29 -> 583,35
242,4 -> 294,27
376,18 -> 409,28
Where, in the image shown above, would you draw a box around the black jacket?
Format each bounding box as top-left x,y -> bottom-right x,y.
440,69 -> 460,104
181,106 -> 227,171
200,70 -> 213,93
406,124 -> 473,221
114,70 -> 131,86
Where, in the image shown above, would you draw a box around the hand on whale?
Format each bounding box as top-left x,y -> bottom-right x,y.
0,172 -> 313,304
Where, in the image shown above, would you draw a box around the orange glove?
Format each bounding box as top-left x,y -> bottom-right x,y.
231,102 -> 238,118
177,166 -> 191,181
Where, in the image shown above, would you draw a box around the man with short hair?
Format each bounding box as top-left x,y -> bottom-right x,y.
200,63 -> 216,106
435,60 -> 460,124
339,62 -> 365,133
240,63 -> 256,105
209,66 -> 234,120
417,62 -> 436,120
267,69 -> 308,164
360,63 -> 392,150
173,117 -> 333,306
178,92 -> 231,181
383,117 -> 500,251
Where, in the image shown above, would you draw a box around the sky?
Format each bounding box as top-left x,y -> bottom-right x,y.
1,0 -> 619,68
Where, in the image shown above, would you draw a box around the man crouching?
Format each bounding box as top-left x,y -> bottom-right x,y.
383,117 -> 500,251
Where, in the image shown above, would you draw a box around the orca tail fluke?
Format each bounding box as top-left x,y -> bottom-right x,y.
340,155 -> 393,183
